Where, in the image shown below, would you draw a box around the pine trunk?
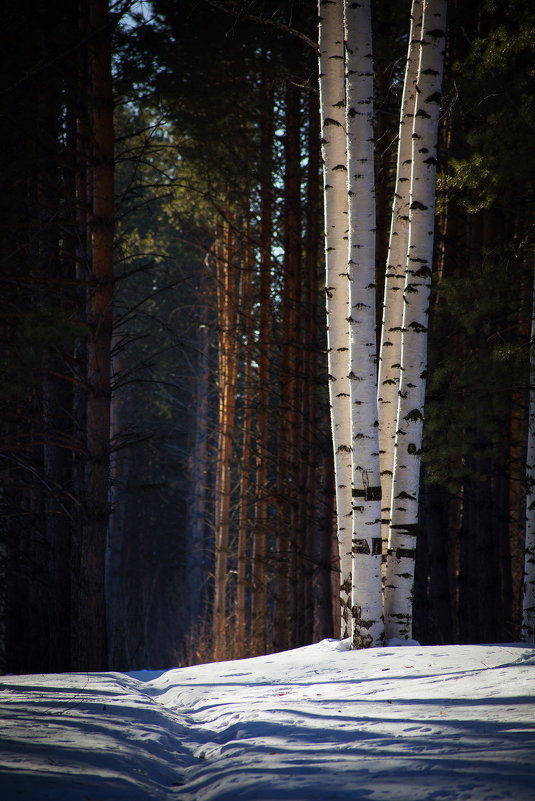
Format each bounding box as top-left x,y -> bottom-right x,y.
306,94 -> 333,641
72,0 -> 113,670
251,82 -> 274,655
213,223 -> 238,659
522,272 -> 535,642
275,78 -> 302,651
235,213 -> 254,656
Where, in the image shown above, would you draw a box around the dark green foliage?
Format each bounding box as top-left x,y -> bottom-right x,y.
412,0 -> 535,644
425,254 -> 529,491
440,0 -> 535,213
2,0 -> 534,670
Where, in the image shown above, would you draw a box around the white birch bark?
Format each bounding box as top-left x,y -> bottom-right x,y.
377,0 -> 423,554
318,0 -> 352,635
522,271 -> 535,643
384,0 -> 447,641
345,0 -> 383,648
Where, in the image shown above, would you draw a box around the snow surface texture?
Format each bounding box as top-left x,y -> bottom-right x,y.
1,640 -> 534,800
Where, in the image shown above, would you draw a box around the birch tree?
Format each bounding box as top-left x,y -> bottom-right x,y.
318,0 -> 352,633
377,0 -> 423,553
522,274 -> 535,643
384,0 -> 447,641
345,0 -> 383,648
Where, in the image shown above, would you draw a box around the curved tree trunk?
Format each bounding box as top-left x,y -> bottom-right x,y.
378,0 -> 423,555
385,0 -> 447,641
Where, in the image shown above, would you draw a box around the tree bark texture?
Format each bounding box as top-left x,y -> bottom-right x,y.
385,0 -> 447,641
344,0 -> 384,648
318,0 -> 352,636
213,223 -> 238,659
378,0 -> 423,556
71,0 -> 114,671
235,214 -> 254,657
522,271 -> 535,642
251,83 -> 274,656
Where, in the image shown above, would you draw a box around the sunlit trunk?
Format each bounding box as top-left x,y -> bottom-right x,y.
385,0 -> 447,641
378,0 -> 423,555
213,222 -> 237,659
318,0 -> 352,635
344,0 -> 383,648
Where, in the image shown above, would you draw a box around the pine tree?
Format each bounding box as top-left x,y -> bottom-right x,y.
72,0 -> 114,670
522,274 -> 535,643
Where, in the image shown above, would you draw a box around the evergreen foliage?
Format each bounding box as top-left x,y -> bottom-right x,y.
1,0 -> 534,670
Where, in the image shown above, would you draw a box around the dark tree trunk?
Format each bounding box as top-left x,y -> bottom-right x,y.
251,77 -> 274,656
71,0 -> 113,671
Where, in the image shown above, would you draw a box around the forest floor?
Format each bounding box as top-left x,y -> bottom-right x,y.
0,639 -> 534,800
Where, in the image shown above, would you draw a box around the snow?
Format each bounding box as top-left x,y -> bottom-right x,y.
1,640 -> 534,800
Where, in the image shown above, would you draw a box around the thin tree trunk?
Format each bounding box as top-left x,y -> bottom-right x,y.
385,0 -> 447,641
306,93 -> 333,641
344,0 -> 383,648
275,77 -> 302,651
318,0 -> 352,636
378,0 -> 423,557
38,31 -> 73,671
213,222 -> 238,659
235,212 -> 254,656
251,81 -> 274,656
522,269 -> 535,642
186,255 -> 215,643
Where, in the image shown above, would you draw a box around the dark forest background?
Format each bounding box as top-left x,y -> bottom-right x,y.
1,0 -> 534,673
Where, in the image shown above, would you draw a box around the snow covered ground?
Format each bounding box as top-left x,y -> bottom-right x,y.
1,640 -> 534,800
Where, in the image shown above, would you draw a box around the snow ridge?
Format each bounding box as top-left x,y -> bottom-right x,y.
1,641 -> 534,800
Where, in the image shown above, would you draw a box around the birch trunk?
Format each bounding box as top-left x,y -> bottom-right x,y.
378,0 -> 423,553
318,0 -> 352,635
384,0 -> 447,641
344,0 -> 383,648
522,271 -> 535,643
